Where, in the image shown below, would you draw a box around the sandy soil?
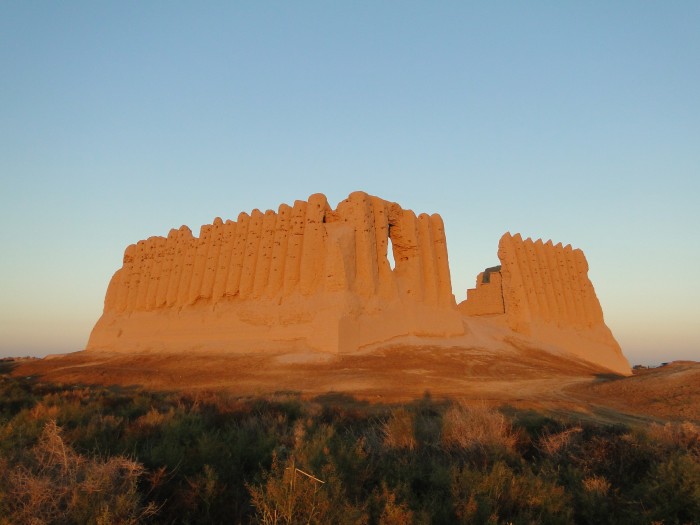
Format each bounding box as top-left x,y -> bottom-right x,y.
570,361 -> 700,422
10,346 -> 698,425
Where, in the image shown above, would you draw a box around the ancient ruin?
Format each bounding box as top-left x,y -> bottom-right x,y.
459,233 -> 630,374
87,191 -> 630,375
87,192 -> 464,355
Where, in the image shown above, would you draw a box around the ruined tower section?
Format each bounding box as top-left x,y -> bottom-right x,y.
87,192 -> 464,354
458,266 -> 504,316
459,232 -> 630,375
496,233 -> 607,334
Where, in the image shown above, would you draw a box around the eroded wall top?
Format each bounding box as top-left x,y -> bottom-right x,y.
101,191 -> 456,315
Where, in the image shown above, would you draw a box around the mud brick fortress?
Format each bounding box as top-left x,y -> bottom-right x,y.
88,192 -> 630,375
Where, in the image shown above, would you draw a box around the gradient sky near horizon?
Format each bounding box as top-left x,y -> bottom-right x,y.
1,2 -> 698,365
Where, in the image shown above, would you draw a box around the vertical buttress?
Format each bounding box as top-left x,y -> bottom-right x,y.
344,192 -> 378,298
188,225 -> 213,304
498,233 -> 530,331
165,227 -> 191,307
524,238 -> 548,318
393,210 -> 423,301
211,220 -> 237,302
283,200 -> 308,296
543,240 -> 569,326
551,243 -> 575,324
267,204 -> 291,297
103,270 -> 122,312
200,218 -> 224,301
115,244 -> 136,312
513,234 -> 539,318
430,214 -> 453,307
176,234 -> 198,307
299,194 -> 329,295
145,237 -> 166,310
533,239 -> 558,321
370,197 -> 394,299
253,210 -> 278,298
225,212 -> 250,297
239,209 -> 264,299
417,214 -> 438,306
563,244 -> 586,326
154,229 -> 178,308
126,241 -> 146,312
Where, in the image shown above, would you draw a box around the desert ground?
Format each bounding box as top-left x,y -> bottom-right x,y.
4,346 -> 699,524
10,345 -> 699,426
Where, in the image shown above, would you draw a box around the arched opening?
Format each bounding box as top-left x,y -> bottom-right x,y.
387,235 -> 396,271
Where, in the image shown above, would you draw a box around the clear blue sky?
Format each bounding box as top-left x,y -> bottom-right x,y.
1,2 -> 698,365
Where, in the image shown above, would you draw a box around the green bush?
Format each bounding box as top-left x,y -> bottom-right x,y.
451,461 -> 572,524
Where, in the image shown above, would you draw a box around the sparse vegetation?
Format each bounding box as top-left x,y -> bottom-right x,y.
1,372 -> 699,524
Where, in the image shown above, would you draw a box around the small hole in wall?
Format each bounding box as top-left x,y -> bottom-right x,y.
387,236 -> 396,271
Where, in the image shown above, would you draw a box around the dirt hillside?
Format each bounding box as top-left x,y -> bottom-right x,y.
11,348 -> 699,425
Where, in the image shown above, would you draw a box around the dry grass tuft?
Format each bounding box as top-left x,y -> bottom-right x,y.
28,402 -> 60,421
134,407 -> 172,430
382,408 -> 416,450
5,420 -> 157,525
441,402 -> 518,452
378,483 -> 413,525
647,421 -> 700,457
582,475 -> 611,495
537,427 -> 583,457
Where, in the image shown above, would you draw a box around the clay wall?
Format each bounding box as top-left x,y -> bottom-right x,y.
496,232 -> 604,332
90,192 -> 463,354
459,269 -> 505,316
459,233 -> 607,330
457,232 -> 629,374
101,192 -> 456,315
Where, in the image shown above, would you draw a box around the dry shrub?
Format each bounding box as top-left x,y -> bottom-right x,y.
537,426 -> 583,457
382,409 -> 416,450
293,419 -> 307,449
647,421 -> 700,458
248,454 -> 365,525
441,402 -> 517,452
5,420 -> 157,525
248,455 -> 324,525
377,483 -> 413,525
28,403 -> 60,421
134,407 -> 172,430
582,474 -> 611,495
183,464 -> 221,521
